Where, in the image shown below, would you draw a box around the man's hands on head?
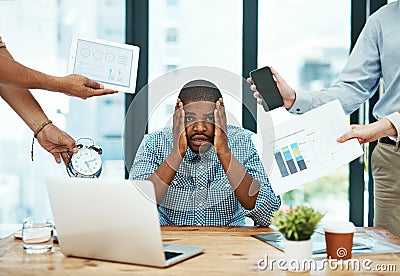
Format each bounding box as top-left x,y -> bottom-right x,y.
172,98 -> 188,158
247,66 -> 296,110
214,98 -> 230,157
54,74 -> 118,99
172,98 -> 230,158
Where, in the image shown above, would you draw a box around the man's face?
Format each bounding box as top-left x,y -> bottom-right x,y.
183,100 -> 216,153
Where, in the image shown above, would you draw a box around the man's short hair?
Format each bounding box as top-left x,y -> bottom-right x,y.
178,79 -> 222,104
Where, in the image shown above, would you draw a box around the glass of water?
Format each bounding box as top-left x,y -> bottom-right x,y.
22,218 -> 54,254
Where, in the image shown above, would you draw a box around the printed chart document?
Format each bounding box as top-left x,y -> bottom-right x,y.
256,100 -> 363,195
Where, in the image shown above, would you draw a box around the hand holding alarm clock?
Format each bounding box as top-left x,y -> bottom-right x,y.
66,138 -> 102,178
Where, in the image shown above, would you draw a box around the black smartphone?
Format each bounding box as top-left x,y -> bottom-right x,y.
249,66 -> 284,111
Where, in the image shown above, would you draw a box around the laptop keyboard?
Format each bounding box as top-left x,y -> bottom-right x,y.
164,251 -> 183,260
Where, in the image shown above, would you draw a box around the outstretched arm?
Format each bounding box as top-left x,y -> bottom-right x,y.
337,114 -> 399,144
0,47 -> 117,99
0,47 -> 78,163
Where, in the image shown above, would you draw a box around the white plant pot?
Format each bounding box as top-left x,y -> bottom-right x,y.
283,238 -> 313,272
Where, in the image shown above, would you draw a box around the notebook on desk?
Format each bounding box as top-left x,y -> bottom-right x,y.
45,178 -> 204,267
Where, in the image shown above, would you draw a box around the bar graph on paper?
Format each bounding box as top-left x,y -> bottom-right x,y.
259,100 -> 364,195
271,133 -> 338,181
274,143 -> 308,178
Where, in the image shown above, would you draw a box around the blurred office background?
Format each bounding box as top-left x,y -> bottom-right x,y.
0,0 -> 390,226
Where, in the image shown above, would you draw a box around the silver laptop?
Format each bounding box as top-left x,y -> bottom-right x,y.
45,177 -> 204,267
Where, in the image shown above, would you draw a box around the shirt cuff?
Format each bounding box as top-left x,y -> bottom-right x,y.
288,90 -> 312,114
385,112 -> 400,141
0,36 -> 5,48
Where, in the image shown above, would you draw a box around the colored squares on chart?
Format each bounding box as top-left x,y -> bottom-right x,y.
274,142 -> 308,178
291,142 -> 307,171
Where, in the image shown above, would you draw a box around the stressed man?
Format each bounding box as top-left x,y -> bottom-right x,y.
129,80 -> 280,226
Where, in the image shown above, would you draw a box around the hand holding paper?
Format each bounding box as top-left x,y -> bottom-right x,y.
256,100 -> 363,195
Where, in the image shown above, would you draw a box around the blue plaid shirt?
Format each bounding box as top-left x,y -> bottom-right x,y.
129,125 -> 280,226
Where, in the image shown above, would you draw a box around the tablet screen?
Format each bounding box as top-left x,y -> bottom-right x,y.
72,39 -> 134,88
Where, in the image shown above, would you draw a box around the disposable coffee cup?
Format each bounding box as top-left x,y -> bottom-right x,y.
323,221 -> 355,260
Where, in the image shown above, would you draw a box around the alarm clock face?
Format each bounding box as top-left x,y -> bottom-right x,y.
70,148 -> 102,176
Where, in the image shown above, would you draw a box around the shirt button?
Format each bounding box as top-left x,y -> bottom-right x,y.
198,202 -> 203,206
199,165 -> 204,169
225,184 -> 230,188
200,186 -> 205,190
173,180 -> 177,184
196,223 -> 202,226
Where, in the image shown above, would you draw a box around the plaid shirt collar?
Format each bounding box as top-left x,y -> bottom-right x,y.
183,145 -> 216,163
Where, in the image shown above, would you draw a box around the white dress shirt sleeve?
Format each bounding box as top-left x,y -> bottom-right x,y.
385,111 -> 400,141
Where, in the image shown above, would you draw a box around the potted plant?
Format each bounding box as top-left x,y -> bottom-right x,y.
271,205 -> 324,272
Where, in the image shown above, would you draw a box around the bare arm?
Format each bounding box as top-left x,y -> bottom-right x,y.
147,99 -> 187,204
0,48 -> 52,132
214,99 -> 260,210
147,152 -> 183,204
0,47 -> 77,163
0,48 -> 117,99
337,117 -> 398,144
218,152 -> 260,210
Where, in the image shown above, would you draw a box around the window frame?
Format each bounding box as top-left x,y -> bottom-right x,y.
125,0 -> 387,226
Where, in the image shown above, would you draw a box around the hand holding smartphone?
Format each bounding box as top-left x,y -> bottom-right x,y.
249,66 -> 284,112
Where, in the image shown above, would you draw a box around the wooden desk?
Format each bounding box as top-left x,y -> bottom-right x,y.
1,226 -> 400,275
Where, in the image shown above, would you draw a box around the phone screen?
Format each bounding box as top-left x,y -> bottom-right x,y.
250,66 -> 284,111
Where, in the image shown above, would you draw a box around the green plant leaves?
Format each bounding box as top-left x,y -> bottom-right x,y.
271,205 -> 324,241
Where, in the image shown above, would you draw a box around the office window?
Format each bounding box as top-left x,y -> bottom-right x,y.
167,0 -> 178,6
148,0 -> 242,133
258,0 -> 351,221
165,64 -> 179,71
0,0 -> 125,223
166,27 -> 178,42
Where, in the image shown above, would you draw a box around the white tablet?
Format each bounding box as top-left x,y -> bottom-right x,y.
67,35 -> 140,94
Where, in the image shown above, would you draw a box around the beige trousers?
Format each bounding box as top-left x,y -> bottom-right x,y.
372,142 -> 400,237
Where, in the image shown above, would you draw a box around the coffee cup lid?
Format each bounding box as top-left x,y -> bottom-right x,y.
323,221 -> 355,233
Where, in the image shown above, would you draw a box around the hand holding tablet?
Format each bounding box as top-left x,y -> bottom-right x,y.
67,35 -> 140,94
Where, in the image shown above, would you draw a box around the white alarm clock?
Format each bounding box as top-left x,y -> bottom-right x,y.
66,138 -> 102,178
